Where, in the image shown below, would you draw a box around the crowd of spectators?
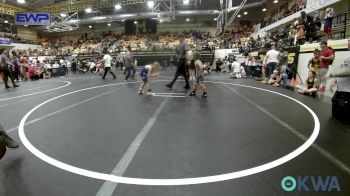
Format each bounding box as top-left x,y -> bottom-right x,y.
33,26 -> 254,56
260,0 -> 306,28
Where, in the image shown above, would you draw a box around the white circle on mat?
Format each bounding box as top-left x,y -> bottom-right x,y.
18,80 -> 320,186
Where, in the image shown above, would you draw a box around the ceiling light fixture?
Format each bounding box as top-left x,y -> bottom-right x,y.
4,20 -> 8,23
134,21 -> 138,24
85,7 -> 92,13
115,4 -> 121,10
147,1 -> 154,8
237,14 -> 241,18
244,11 -> 248,15
17,0 -> 25,4
60,13 -> 67,17
214,18 -> 217,21
94,16 -> 107,20
88,25 -> 92,28
273,0 -> 278,3
108,23 -> 111,26
186,18 -> 190,22
183,0 -> 189,5
262,8 -> 267,12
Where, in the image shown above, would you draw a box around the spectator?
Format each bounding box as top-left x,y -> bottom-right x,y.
301,11 -> 317,42
278,47 -> 289,87
28,66 -> 40,80
216,58 -> 223,72
319,41 -> 335,92
314,16 -> 322,32
52,61 -> 60,68
263,46 -> 280,80
324,7 -> 334,39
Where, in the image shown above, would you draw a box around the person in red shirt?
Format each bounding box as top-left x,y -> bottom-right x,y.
318,41 -> 335,92
28,66 -> 40,80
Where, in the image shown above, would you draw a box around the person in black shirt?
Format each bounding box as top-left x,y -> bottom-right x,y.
216,59 -> 223,72
165,37 -> 190,89
301,11 -> 316,42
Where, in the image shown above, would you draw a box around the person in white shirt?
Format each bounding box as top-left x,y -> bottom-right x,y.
231,58 -> 242,78
263,46 -> 280,79
44,60 -> 52,69
89,60 -> 96,73
60,59 -> 66,68
52,61 -> 60,68
100,51 -> 116,80
66,60 -> 72,75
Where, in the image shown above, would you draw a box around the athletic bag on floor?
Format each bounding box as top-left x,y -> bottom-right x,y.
332,91 -> 350,124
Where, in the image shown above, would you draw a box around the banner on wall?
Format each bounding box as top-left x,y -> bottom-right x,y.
0,38 -> 11,45
125,19 -> 157,35
15,13 -> 51,26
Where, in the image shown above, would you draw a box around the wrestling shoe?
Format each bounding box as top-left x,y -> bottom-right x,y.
202,92 -> 207,98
